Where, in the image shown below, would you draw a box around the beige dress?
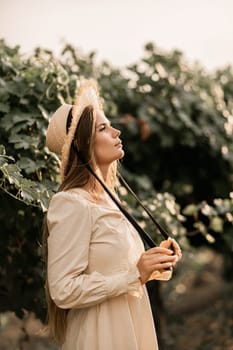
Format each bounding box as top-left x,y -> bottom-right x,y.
47,188 -> 159,350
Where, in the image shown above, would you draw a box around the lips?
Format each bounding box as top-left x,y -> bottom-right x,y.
115,140 -> 122,147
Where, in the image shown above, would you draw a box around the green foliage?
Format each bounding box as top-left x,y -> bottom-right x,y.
0,39 -> 233,320
0,145 -> 50,209
118,43 -> 233,201
183,194 -> 233,277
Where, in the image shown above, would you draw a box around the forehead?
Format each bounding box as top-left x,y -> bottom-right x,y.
96,109 -> 109,124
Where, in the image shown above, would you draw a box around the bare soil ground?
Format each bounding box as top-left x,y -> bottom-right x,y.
162,249 -> 233,350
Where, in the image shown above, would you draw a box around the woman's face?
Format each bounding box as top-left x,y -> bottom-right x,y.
94,109 -> 124,167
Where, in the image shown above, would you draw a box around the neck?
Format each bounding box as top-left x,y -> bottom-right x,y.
82,164 -> 109,194
98,164 -> 110,182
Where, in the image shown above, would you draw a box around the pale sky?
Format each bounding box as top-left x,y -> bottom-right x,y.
1,0 -> 233,71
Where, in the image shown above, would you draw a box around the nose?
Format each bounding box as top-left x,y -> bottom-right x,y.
112,127 -> 121,138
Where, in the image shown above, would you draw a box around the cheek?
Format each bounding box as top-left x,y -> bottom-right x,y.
95,135 -> 106,152
94,135 -> 120,164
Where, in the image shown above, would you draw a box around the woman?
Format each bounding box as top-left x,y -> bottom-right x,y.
44,79 -> 181,350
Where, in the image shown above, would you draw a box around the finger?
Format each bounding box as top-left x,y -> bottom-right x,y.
170,239 -> 182,258
161,238 -> 182,258
151,254 -> 177,263
144,254 -> 177,267
145,247 -> 174,255
159,239 -> 171,249
160,238 -> 177,254
150,261 -> 174,270
141,252 -> 177,265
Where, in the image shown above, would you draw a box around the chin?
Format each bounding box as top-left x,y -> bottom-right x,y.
117,149 -> 124,160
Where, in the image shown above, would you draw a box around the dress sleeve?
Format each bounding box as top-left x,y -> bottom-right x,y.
47,192 -> 142,309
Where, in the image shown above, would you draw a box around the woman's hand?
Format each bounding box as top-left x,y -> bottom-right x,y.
137,246 -> 177,284
160,238 -> 182,262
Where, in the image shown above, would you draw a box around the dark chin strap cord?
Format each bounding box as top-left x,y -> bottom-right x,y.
118,172 -> 169,240
77,152 -> 172,249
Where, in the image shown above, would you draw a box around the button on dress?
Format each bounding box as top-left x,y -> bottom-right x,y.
47,188 -> 159,350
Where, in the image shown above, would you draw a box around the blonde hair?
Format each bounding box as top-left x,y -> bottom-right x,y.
43,105 -> 119,345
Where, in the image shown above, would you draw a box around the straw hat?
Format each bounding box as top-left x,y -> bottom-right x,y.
46,79 -> 103,180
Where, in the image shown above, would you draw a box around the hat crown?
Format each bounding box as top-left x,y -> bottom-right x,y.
46,104 -> 72,154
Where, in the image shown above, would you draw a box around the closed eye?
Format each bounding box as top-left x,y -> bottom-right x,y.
97,122 -> 111,131
99,125 -> 106,131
